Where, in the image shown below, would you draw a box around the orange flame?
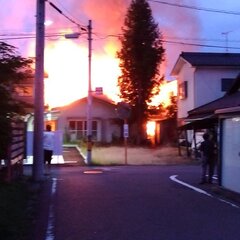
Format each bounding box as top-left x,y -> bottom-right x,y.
42,38 -> 121,108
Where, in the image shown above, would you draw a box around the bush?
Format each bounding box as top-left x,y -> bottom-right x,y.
0,180 -> 35,240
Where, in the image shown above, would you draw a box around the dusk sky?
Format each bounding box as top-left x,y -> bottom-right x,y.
1,0 -> 240,107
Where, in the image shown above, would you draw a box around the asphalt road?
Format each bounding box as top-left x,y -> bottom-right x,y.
35,165 -> 240,240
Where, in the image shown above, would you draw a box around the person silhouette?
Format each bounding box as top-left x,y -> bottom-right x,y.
199,133 -> 215,184
43,124 -> 54,174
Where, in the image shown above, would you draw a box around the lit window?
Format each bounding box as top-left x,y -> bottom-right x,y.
178,81 -> 188,100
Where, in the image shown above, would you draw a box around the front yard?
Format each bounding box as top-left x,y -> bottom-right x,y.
90,146 -> 192,166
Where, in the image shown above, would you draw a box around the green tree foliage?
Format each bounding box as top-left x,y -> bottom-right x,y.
117,0 -> 165,144
0,42 -> 32,159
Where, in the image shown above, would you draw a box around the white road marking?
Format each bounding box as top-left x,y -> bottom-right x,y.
45,178 -> 57,240
170,175 -> 239,209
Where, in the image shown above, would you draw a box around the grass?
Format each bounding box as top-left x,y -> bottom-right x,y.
0,178 -> 39,240
91,145 -> 191,166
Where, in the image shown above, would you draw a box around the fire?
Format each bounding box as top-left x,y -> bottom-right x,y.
151,80 -> 177,107
42,37 -> 176,108
44,40 -> 88,107
26,31 -> 175,109
43,38 -> 121,108
146,121 -> 156,137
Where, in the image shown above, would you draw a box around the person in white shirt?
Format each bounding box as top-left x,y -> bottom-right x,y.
43,124 -> 54,174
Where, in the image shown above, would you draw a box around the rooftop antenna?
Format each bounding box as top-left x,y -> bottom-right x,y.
221,30 -> 233,53
221,28 -> 240,53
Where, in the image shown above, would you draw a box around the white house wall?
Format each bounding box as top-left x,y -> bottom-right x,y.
177,62 -> 195,119
178,65 -> 239,120
195,68 -> 239,107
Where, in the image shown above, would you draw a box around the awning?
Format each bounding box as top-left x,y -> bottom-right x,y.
178,115 -> 217,130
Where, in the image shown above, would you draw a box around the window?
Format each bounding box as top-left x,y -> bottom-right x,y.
92,121 -> 97,139
69,121 -> 75,130
178,81 -> 188,99
221,78 -> 235,92
68,120 -> 98,140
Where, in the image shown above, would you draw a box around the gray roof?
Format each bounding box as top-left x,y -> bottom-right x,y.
180,52 -> 240,66
188,91 -> 240,118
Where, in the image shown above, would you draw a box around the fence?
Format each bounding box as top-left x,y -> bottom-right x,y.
0,120 -> 26,182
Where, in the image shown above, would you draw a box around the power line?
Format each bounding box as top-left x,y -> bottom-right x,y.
92,33 -> 122,40
0,33 -> 65,41
162,39 -> 240,50
53,0 -> 85,27
45,0 -> 87,31
1,31 -> 240,50
148,0 -> 240,15
2,30 -> 240,44
91,33 -> 240,49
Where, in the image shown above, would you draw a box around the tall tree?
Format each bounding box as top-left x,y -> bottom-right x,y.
117,0 -> 165,144
0,41 -> 32,159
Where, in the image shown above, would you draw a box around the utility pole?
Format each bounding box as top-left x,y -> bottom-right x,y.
33,0 -> 45,181
86,20 -> 92,165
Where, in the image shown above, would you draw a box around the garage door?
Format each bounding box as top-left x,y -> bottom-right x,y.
222,117 -> 240,193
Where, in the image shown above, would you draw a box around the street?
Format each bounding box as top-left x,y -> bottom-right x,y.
35,165 -> 240,240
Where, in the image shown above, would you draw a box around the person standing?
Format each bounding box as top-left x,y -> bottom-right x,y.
199,133 -> 215,184
43,124 -> 54,174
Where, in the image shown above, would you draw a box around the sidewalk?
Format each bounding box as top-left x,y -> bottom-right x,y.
62,146 -> 86,166
179,171 -> 240,207
200,182 -> 240,206
23,146 -> 86,166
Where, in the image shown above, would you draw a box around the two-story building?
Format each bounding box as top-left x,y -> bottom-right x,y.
171,52 -> 240,193
171,52 -> 240,126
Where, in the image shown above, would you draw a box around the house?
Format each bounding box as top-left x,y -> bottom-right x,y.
49,94 -> 122,143
171,52 -> 240,126
181,73 -> 240,193
25,94 -> 122,164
